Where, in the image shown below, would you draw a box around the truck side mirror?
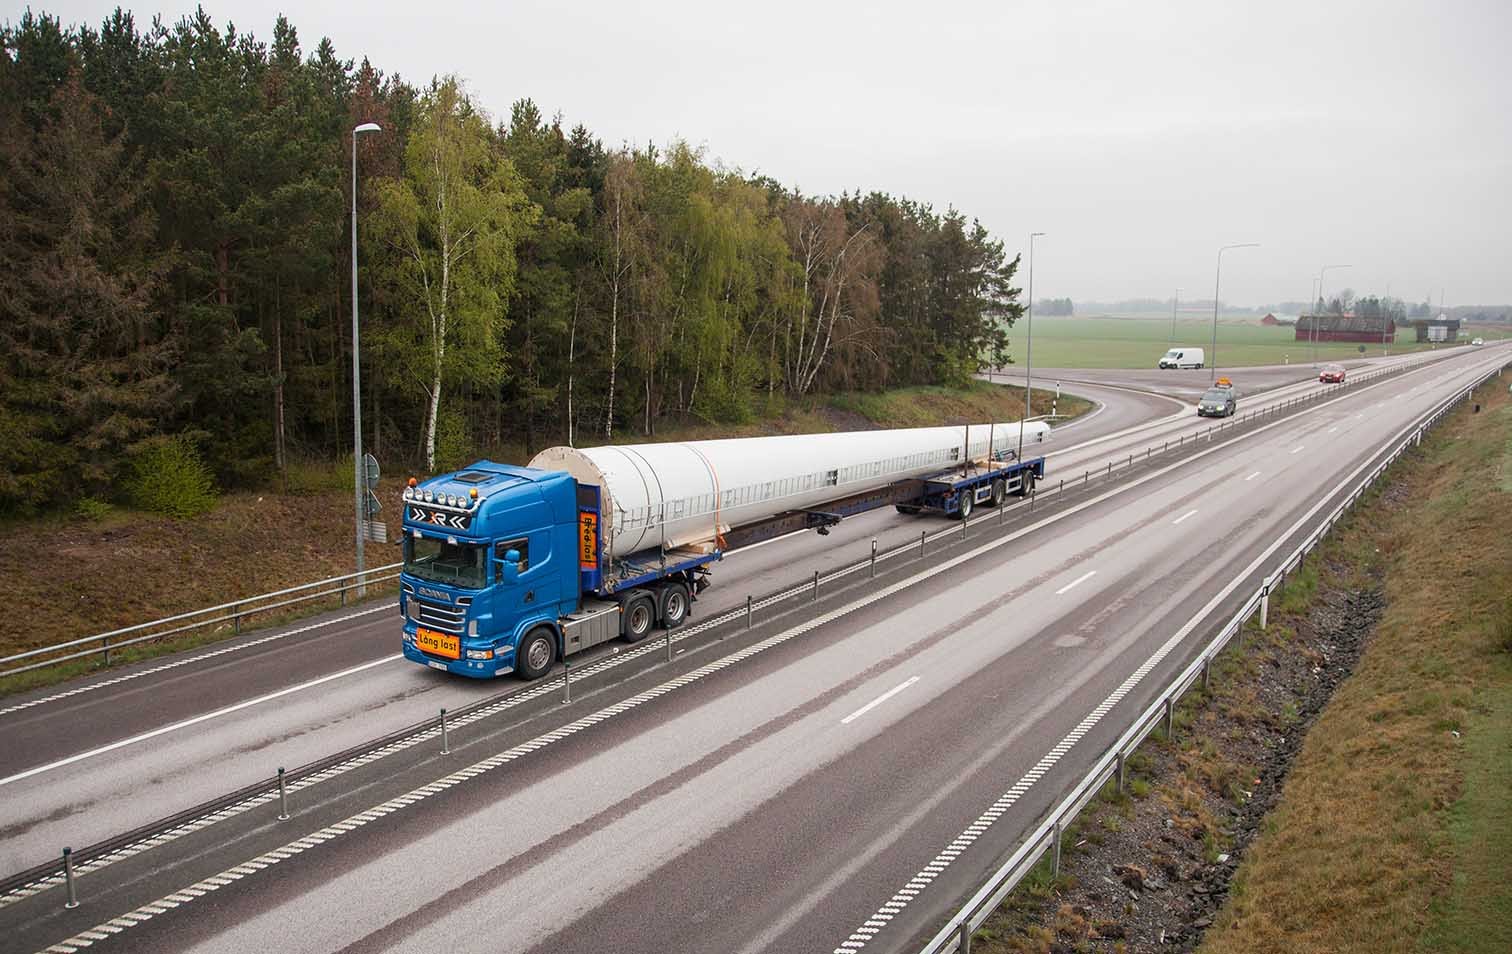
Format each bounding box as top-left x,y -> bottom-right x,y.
501,549 -> 521,583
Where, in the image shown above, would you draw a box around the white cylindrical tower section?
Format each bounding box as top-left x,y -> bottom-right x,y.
530,421 -> 1050,558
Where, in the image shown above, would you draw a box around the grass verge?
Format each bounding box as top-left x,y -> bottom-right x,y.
964,367 -> 1512,952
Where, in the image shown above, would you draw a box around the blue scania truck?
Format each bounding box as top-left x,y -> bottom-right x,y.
399,423 -> 1049,680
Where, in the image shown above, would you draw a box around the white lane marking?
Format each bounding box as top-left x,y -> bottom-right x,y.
1327,426 -> 1339,434
1055,570 -> 1097,595
841,677 -> 920,725
1244,471 -> 1262,482
830,366 -> 1476,952
38,351 -> 1488,945
1290,445 -> 1305,455
1171,509 -> 1198,526
0,602 -> 397,719
0,654 -> 402,788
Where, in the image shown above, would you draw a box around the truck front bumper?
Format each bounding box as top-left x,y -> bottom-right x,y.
403,643 -> 514,678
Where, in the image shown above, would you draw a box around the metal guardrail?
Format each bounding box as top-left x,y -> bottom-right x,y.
915,356 -> 1510,954
0,359 -> 1418,683
0,563 -> 403,678
0,355 -> 1453,908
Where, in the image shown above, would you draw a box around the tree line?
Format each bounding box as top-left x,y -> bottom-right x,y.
0,7 -> 1025,513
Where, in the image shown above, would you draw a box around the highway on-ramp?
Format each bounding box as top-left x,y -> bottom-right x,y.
2,343 -> 1502,954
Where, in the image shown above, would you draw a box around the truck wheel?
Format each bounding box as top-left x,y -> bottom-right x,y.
958,490 -> 974,520
517,626 -> 557,681
658,581 -> 690,629
1018,471 -> 1036,497
622,592 -> 656,643
990,479 -> 1007,507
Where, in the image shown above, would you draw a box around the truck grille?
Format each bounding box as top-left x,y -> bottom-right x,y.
402,584 -> 471,635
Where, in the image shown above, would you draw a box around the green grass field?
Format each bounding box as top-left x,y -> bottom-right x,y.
1008,316 -> 1504,370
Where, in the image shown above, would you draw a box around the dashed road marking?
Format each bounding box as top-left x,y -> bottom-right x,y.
1171,510 -> 1198,526
1244,471 -> 1262,481
1055,571 -> 1096,596
841,677 -> 920,725
1290,445 -> 1305,455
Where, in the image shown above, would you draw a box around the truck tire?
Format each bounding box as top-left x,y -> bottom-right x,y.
658,581 -> 690,629
517,626 -> 557,681
958,489 -> 974,520
990,479 -> 1007,507
1018,470 -> 1036,497
621,591 -> 656,643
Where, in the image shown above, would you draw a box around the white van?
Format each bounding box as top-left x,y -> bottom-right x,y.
1158,347 -> 1205,369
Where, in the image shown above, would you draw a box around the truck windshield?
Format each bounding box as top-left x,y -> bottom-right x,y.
403,536 -> 488,589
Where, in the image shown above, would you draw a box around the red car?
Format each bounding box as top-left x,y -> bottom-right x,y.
1319,363 -> 1346,383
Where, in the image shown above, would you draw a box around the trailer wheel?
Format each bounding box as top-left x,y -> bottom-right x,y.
621,592 -> 656,643
990,479 -> 1007,507
1018,470 -> 1036,497
958,489 -> 974,520
517,626 -> 557,681
658,581 -> 690,629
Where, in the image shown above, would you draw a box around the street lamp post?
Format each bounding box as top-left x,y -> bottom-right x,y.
1019,232 -> 1045,463
351,121 -> 382,596
1314,263 -> 1352,367
1211,243 -> 1259,384
1170,288 -> 1180,343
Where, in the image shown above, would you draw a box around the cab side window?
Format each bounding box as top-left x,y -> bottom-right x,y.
495,537 -> 529,582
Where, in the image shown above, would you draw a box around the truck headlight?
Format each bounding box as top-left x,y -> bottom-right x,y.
466,649 -> 494,660
406,599 -> 419,621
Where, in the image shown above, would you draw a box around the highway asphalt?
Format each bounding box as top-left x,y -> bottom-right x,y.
1,342 -> 1502,954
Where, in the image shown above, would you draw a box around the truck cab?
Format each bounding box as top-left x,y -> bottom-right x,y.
399,463 -> 581,679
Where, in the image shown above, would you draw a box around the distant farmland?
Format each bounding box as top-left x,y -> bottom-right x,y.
1005,315 -> 1464,369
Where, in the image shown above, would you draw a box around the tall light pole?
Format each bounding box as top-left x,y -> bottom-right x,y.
1019,232 -> 1045,463
1170,288 -> 1180,343
351,121 -> 382,595
1211,243 -> 1259,383
1314,263 -> 1351,367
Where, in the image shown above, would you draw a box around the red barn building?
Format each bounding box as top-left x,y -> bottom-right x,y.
1260,312 -> 1280,325
1295,314 -> 1395,343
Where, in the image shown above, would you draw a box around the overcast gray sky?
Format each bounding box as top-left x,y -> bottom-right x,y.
24,0 -> 1512,306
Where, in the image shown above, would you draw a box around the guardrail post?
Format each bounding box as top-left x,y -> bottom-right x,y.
813,570 -> 820,601
665,623 -> 673,662
746,595 -> 753,629
1107,461 -> 1112,476
440,708 -> 450,753
1116,750 -> 1127,793
870,538 -> 878,578
101,636 -> 110,667
958,919 -> 972,953
1029,488 -> 1036,512
563,660 -> 573,704
1083,470 -> 1088,486
1163,697 -> 1175,740
341,584 -> 347,607
1260,585 -> 1270,630
1059,479 -> 1064,495
1202,655 -> 1212,691
277,767 -> 290,820
920,530 -> 927,559
1050,821 -> 1063,877
961,512 -> 968,539
233,601 -> 242,635
63,846 -> 79,908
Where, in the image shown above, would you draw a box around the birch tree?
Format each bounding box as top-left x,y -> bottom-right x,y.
372,77 -> 529,469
